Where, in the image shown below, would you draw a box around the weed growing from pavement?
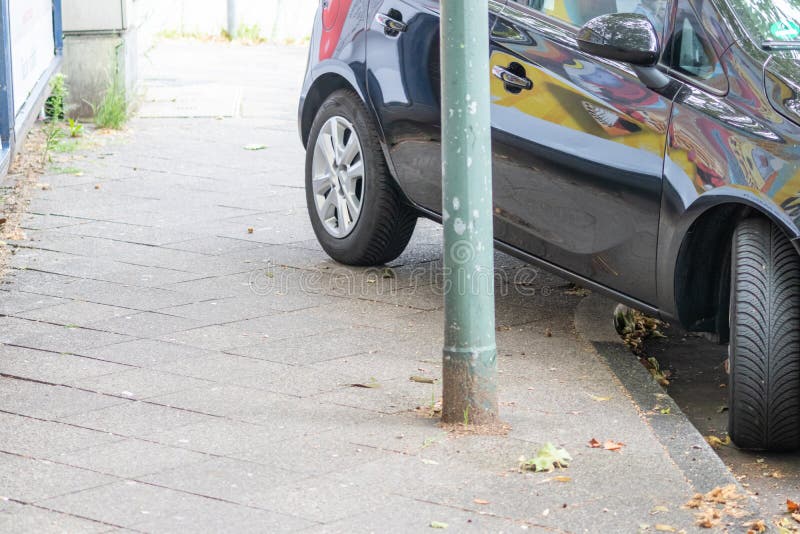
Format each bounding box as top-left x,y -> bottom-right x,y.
42,74 -> 68,166
92,73 -> 128,130
41,125 -> 64,167
68,118 -> 84,138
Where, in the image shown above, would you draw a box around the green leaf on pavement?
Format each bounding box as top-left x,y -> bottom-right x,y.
243,144 -> 267,151
519,443 -> 572,472
430,521 -> 448,529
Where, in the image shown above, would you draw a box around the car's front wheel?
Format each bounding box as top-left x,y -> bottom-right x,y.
728,217 -> 800,451
305,89 -> 417,266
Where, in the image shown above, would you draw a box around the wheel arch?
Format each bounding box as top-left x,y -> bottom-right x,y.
666,190 -> 800,340
300,67 -> 371,149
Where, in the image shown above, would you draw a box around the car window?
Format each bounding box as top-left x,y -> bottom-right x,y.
507,0 -> 667,35
665,0 -> 727,91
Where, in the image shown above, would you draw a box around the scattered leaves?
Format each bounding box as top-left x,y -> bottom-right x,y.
645,357 -> 671,387
685,485 -> 747,530
519,443 -> 571,473
615,305 -> 668,354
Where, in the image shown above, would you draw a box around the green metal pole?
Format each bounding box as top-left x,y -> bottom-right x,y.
440,0 -> 498,425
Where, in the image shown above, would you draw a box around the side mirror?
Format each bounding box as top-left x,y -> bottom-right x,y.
577,13 -> 670,90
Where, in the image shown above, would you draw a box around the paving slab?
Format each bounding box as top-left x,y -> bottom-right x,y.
0,38 -> 757,533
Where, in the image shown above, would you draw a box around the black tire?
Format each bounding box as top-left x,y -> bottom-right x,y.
305,89 -> 417,266
728,217 -> 800,451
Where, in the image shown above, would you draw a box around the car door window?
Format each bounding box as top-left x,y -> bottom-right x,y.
665,0 -> 727,92
507,0 -> 667,35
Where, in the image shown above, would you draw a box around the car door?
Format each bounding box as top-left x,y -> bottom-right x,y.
491,0 -> 672,305
365,0 -> 507,214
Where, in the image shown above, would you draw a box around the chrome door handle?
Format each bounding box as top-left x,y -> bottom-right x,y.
376,13 -> 408,33
492,65 -> 533,91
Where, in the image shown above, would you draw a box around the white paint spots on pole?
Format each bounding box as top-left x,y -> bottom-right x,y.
453,218 -> 466,235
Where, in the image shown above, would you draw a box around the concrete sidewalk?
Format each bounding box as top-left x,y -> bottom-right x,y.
0,40 -> 745,533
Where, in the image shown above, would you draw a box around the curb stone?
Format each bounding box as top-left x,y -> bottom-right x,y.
574,292 -> 759,505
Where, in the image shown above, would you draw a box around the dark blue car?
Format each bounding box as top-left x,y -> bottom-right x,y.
298,0 -> 800,451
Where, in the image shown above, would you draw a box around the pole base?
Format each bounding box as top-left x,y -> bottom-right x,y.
441,346 -> 498,425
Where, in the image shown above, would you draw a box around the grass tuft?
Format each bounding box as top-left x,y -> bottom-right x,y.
92,75 -> 128,130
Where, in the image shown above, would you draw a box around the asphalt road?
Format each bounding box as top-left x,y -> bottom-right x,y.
643,324 -> 800,525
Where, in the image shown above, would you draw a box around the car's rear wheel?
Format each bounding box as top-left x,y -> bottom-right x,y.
728,217 -> 800,451
305,89 -> 417,265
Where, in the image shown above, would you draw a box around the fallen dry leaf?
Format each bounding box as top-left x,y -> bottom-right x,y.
789,500 -> 800,514
696,508 -> 721,528
603,440 -> 624,451
247,227 -> 254,234
349,381 -> 380,389
654,524 -> 676,532
553,476 -> 571,483
473,498 -> 490,505
743,519 -> 767,533
519,443 -> 572,473
410,375 -> 436,384
705,435 -> 731,449
588,438 -> 601,448
776,517 -> 800,533
686,494 -> 704,509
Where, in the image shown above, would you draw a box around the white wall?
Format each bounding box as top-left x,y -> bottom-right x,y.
9,0 -> 55,114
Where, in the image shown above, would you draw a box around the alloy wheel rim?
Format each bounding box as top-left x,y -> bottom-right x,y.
311,116 -> 365,238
